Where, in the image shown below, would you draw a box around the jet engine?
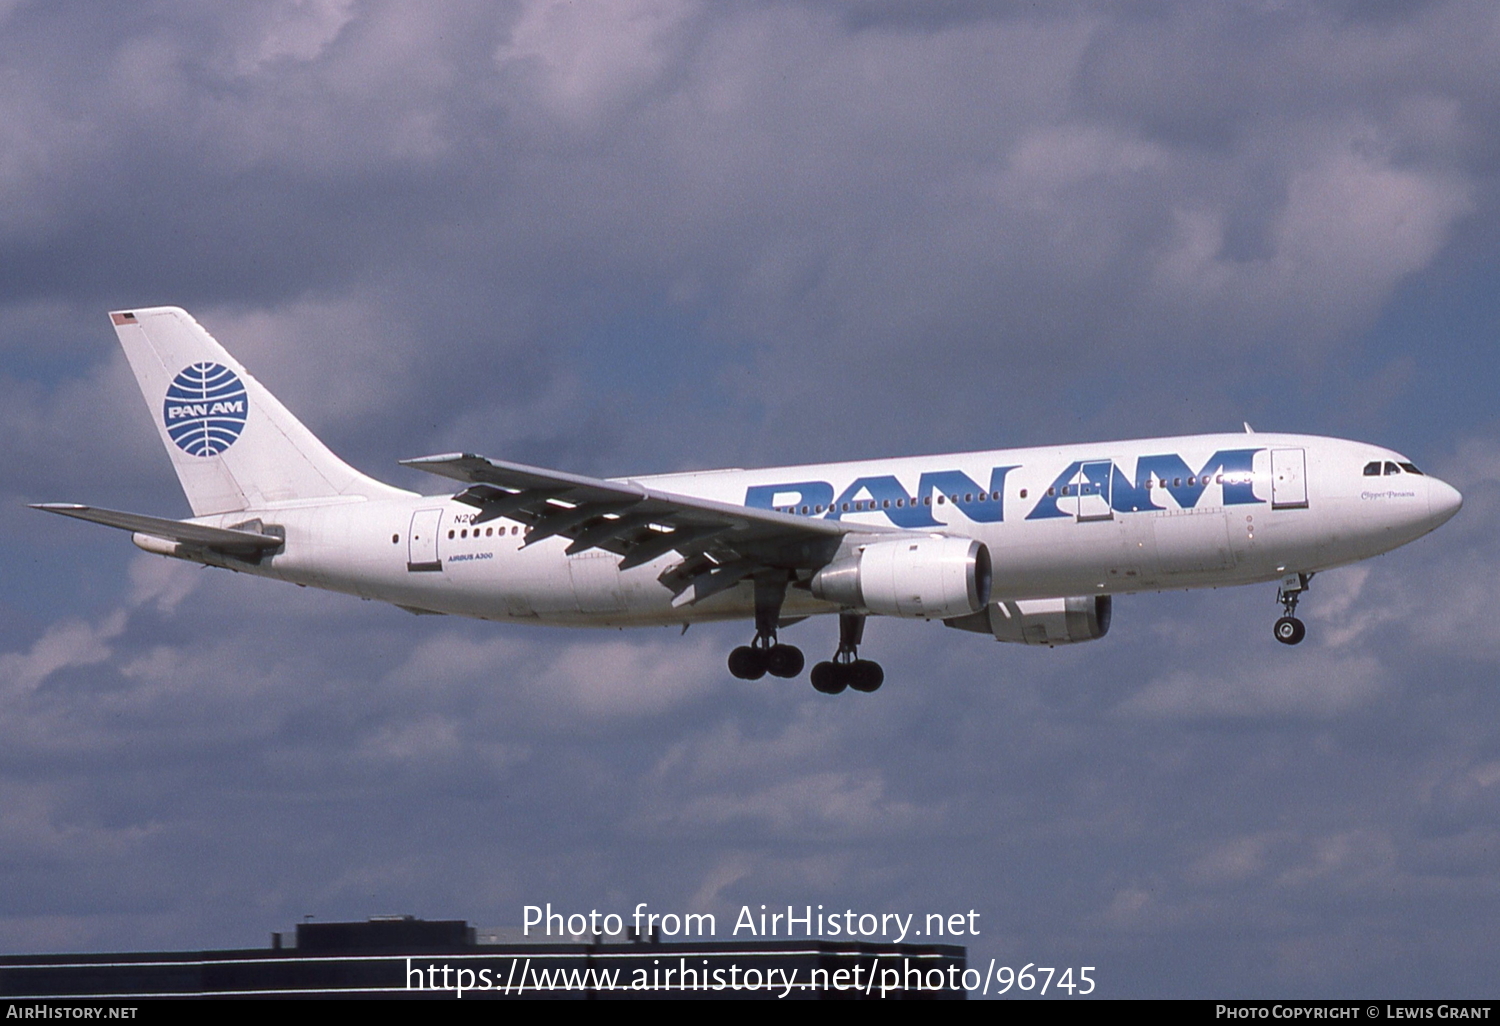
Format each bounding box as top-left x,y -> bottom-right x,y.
810,537 -> 991,619
945,595 -> 1112,646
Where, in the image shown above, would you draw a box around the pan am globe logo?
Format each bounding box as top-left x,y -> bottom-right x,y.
163,362 -> 249,457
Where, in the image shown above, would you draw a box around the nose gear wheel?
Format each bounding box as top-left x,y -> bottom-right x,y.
1273,572 -> 1312,646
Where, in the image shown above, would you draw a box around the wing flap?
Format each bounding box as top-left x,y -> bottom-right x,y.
402,452 -> 856,539
403,453 -> 647,505
400,452 -> 889,585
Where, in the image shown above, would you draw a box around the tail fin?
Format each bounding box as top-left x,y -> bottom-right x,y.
112,306 -> 409,515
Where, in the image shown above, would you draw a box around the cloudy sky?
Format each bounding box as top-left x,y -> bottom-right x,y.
3,0 -> 1499,998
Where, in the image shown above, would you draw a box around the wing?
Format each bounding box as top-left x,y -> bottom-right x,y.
400,452 -> 896,606
31,503 -> 284,557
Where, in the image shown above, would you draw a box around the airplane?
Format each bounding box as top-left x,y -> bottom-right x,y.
32,307 -> 1463,695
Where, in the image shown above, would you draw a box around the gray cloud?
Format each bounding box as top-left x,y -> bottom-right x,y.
3,0 -> 1499,996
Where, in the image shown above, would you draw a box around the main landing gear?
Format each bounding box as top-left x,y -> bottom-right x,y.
728,575 -> 806,680
1274,572 -> 1312,646
724,579 -> 884,695
809,613 -> 884,695
727,637 -> 805,680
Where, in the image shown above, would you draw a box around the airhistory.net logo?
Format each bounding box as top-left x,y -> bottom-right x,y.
163,362 -> 248,457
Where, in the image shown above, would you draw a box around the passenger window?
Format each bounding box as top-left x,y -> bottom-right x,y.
1363,462 -> 1381,476
1173,478 -> 1181,487
965,493 -> 973,503
1019,489 -> 1028,499
391,534 -> 399,544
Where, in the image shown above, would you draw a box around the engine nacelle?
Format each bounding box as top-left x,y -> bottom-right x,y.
945,595 -> 1112,646
810,537 -> 991,619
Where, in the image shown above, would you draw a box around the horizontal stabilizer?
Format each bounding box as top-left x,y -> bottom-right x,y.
31,503 -> 283,554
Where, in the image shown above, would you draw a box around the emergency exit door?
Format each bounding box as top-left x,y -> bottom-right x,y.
1071,461 -> 1115,521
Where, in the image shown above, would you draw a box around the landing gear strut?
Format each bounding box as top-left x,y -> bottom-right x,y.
809,613 -> 884,695
1274,572 -> 1312,646
728,575 -> 805,680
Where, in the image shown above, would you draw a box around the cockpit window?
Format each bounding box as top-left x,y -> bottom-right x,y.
1399,462 -> 1424,475
1384,461 -> 1401,475
1363,461 -> 1381,476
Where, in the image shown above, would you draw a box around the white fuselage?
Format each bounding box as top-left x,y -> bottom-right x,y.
167,432 -> 1461,628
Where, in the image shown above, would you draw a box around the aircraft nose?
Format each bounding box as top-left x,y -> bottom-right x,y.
1428,476 -> 1463,527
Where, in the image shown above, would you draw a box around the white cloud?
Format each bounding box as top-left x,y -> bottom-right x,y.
227,0 -> 356,74
662,771 -> 930,836
495,0 -> 700,125
0,611 -> 125,696
377,628 -> 721,727
1118,650 -> 1388,720
2,1 -> 1500,993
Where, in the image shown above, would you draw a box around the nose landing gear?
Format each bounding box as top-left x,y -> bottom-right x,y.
1273,572 -> 1312,645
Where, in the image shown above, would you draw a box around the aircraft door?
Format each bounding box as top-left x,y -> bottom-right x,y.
1271,448 -> 1309,510
407,508 -> 443,572
1071,461 -> 1114,521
